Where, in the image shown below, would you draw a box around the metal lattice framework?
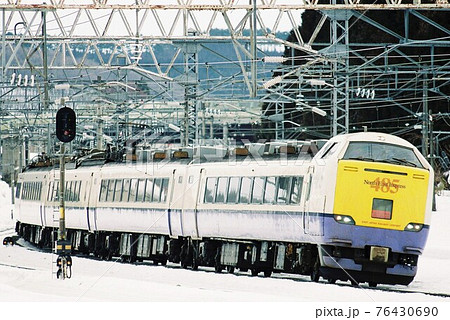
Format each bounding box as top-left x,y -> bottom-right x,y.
1,0 -> 450,181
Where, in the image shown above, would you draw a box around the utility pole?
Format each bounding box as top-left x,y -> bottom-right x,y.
250,0 -> 257,98
58,143 -> 66,242
421,74 -> 430,159
55,104 -> 76,279
1,9 -> 5,177
42,10 -> 49,109
430,109 -> 436,211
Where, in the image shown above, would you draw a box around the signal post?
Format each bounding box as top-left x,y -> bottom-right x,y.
55,106 -> 76,279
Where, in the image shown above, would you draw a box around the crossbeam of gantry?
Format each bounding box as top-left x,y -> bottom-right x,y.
1,1 -> 450,10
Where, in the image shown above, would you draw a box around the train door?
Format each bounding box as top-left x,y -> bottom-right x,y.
180,167 -> 203,239
168,169 -> 183,237
40,179 -> 47,227
86,173 -> 97,232
193,168 -> 205,239
303,166 -> 324,236
303,166 -> 314,234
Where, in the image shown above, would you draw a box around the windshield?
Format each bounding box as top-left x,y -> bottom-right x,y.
342,141 -> 424,168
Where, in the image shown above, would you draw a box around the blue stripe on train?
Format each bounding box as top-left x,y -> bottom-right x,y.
321,213 -> 429,254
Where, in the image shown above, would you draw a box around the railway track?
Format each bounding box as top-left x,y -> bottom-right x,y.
9,236 -> 450,300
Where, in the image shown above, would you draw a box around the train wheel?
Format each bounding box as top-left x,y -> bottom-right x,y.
226,266 -> 235,274
310,256 -> 320,282
214,264 -> 223,273
350,278 -> 359,286
368,282 -> 377,288
327,278 -> 336,284
191,241 -> 199,271
251,269 -> 258,276
214,247 -> 222,273
263,270 -> 272,278
192,256 -> 199,271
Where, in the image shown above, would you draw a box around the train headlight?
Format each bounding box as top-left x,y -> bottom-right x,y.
334,214 -> 355,225
404,223 -> 423,232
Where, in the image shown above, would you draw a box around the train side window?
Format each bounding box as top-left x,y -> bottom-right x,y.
99,180 -> 108,202
75,181 -> 81,202
22,183 -> 26,200
122,179 -> 131,202
36,182 -> 40,200
31,182 -> 35,200
227,177 -> 240,204
73,181 -> 79,201
26,182 -> 31,200
239,177 -> 253,204
161,178 -> 169,202
16,182 -> 22,199
215,177 -> 228,203
67,181 -> 74,201
34,182 -> 38,200
23,183 -> 27,200
290,176 -> 304,204
153,179 -> 162,202
129,179 -> 138,202
70,181 -> 75,201
204,177 -> 217,203
136,179 -> 146,202
38,182 -> 42,200
69,181 -> 77,201
106,179 -> 116,202
27,183 -> 31,200
73,181 -> 78,201
47,181 -> 53,201
264,177 -> 277,204
27,182 -> 31,200
29,182 -> 33,200
114,179 -> 123,202
252,177 -> 265,204
321,142 -> 338,159
69,181 -> 74,201
277,177 -> 291,204
54,181 -> 59,201
145,179 -> 154,202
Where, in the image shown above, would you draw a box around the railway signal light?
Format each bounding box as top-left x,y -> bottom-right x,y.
56,107 -> 76,143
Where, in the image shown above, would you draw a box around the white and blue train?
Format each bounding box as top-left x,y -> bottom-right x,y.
14,132 -> 434,286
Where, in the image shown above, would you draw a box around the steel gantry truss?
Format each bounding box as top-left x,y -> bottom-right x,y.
1,0 -> 450,181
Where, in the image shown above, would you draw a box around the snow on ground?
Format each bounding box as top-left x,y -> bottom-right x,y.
0,183 -> 449,318
0,180 -> 13,230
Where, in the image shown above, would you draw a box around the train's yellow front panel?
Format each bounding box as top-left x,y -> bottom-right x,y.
333,160 -> 429,231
